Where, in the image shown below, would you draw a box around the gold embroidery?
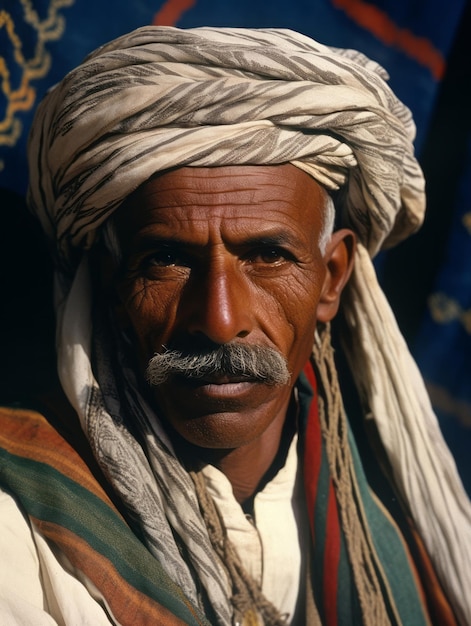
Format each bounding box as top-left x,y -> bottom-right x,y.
0,0 -> 74,148
426,382 -> 471,428
428,292 -> 471,334
463,212 -> 471,236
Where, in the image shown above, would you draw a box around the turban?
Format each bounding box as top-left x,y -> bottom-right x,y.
26,26 -> 470,625
27,26 -> 425,273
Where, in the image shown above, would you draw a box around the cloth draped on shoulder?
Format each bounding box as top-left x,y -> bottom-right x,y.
25,26 -> 471,625
0,406 -> 210,626
0,380 -> 446,626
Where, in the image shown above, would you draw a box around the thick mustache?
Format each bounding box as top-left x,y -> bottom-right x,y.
146,343 -> 290,387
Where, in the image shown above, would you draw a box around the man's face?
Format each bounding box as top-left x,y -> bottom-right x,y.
113,164 -> 336,450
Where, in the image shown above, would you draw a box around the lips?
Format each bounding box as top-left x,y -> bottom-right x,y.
171,373 -> 258,397
156,372 -> 272,413
176,373 -> 257,385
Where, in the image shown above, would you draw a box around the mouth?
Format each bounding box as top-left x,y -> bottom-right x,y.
182,373 -> 256,384
168,373 -> 263,401
157,374 -> 273,413
150,366 -> 292,433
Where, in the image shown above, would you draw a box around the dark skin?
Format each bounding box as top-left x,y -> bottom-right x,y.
107,164 -> 355,503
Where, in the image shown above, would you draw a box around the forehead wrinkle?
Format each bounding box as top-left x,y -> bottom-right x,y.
132,195 -> 311,227
119,164 -> 328,249
143,165 -> 305,203
140,186 -> 302,210
129,209 -> 312,253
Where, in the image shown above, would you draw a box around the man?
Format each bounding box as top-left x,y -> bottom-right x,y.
0,26 -> 469,626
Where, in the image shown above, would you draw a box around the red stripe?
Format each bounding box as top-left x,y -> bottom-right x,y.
332,0 -> 445,80
153,0 -> 197,26
323,481 -> 341,626
303,362 -> 322,542
0,408 -> 114,506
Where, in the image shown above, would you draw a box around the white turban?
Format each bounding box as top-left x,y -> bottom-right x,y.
27,26 -> 424,271
27,26 -> 470,625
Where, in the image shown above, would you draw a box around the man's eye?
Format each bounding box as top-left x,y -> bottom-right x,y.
146,248 -> 188,267
247,247 -> 293,264
259,249 -> 284,263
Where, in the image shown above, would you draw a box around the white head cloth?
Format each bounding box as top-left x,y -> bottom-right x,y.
27,26 -> 470,624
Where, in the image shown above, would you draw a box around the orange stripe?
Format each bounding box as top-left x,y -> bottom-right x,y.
33,519 -> 190,626
0,408 -> 113,506
332,0 -> 445,80
407,520 -> 458,626
153,0 -> 197,26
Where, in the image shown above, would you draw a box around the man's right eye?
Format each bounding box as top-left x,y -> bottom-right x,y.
148,251 -> 178,267
144,247 -> 190,268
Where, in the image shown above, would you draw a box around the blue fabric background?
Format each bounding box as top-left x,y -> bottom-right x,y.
1,0 -> 469,492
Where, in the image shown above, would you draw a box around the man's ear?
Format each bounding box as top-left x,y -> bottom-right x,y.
316,228 -> 356,323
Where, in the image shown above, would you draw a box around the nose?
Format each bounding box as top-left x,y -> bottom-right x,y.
184,256 -> 254,344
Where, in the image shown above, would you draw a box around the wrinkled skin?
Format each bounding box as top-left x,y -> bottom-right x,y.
108,164 -> 355,501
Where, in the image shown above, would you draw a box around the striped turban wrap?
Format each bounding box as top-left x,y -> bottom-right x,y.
26,26 -> 470,625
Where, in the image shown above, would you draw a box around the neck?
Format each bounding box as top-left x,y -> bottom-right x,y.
174,397 -> 297,505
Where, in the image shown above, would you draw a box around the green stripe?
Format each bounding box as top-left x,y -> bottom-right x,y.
0,447 -> 209,626
336,522 -> 362,624
347,425 -> 429,626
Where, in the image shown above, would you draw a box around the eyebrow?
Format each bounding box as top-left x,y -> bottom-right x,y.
236,233 -> 301,249
130,230 -> 302,252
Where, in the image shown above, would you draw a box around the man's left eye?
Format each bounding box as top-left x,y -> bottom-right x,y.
259,249 -> 284,263
247,247 -> 293,264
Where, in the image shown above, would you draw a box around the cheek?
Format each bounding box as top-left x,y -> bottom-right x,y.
285,298 -> 319,367
258,271 -> 324,365
117,278 -> 181,354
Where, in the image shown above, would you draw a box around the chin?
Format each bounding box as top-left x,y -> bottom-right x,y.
152,376 -> 293,453
167,411 -> 268,451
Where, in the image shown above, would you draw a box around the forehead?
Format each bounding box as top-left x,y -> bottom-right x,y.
115,164 -> 329,242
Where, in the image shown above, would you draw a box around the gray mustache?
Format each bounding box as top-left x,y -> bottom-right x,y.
146,343 -> 290,386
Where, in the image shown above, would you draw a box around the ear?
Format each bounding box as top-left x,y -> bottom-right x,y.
316,228 -> 356,323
